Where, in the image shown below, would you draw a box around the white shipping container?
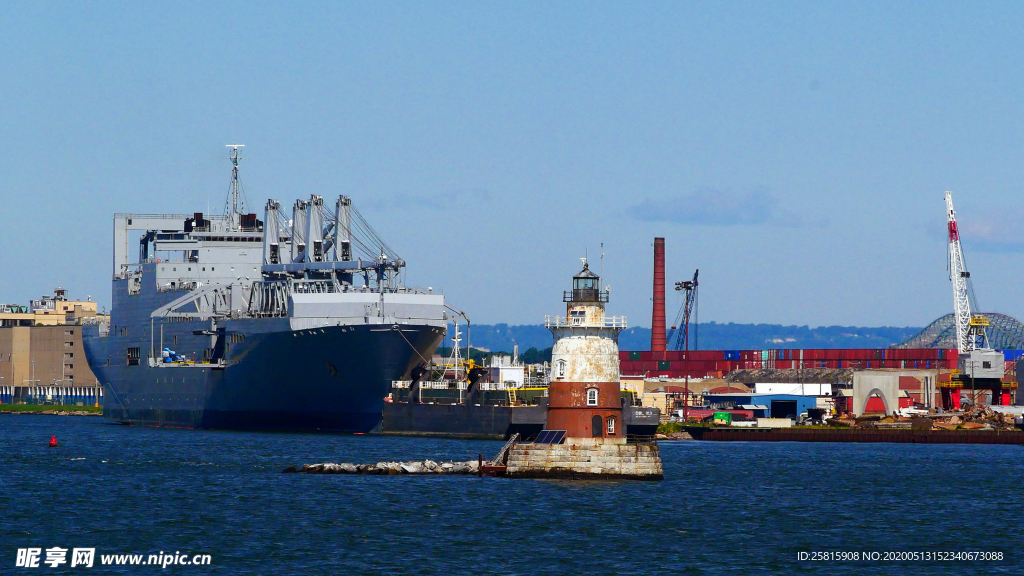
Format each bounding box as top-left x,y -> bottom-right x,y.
753,382 -> 832,396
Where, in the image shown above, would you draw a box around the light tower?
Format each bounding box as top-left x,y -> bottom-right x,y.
504,257 -> 663,480
545,259 -> 625,440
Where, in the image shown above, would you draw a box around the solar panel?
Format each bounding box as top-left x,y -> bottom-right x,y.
533,430 -> 567,444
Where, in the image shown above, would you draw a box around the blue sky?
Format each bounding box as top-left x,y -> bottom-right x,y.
2,1 -> 1023,328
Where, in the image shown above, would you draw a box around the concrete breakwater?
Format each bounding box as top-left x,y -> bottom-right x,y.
284,459 -> 482,475
506,441 -> 663,480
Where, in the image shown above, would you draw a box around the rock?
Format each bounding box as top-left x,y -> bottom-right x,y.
401,462 -> 424,474
282,465 -> 298,473
290,457 -> 487,476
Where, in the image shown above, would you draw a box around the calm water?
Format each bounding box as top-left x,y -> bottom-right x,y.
2,415 -> 1021,575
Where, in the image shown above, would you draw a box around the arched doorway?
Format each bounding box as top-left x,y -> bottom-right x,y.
861,388 -> 890,415
591,415 -> 603,437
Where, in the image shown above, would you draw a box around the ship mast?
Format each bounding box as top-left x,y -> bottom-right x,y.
226,144 -> 245,230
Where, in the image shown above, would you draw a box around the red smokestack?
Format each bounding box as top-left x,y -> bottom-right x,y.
651,237 -> 666,352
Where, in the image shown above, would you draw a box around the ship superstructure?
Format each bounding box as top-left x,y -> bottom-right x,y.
84,147 -> 448,431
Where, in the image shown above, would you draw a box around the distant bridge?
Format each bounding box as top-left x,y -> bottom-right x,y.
896,313 -> 1024,350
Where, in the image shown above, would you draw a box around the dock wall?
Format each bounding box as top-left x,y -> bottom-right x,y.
685,427 -> 1024,444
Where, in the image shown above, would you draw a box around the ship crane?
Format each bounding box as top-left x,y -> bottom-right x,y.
943,191 -> 1005,410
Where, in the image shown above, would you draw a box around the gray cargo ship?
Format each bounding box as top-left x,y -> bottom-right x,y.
83,146 -> 447,431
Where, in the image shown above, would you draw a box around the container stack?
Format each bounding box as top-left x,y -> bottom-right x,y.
618,348 -> 971,379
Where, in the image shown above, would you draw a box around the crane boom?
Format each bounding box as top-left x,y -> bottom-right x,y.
668,269 -> 699,352
946,192 -> 974,353
946,191 -> 991,353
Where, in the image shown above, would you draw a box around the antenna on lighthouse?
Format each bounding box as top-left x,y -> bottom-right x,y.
226,144 -> 245,229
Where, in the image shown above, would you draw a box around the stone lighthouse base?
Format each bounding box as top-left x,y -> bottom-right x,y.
505,438 -> 663,481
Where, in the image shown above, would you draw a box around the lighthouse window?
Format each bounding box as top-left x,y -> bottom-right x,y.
586,388 -> 598,406
556,359 -> 567,379
607,417 -> 616,434
574,277 -> 597,290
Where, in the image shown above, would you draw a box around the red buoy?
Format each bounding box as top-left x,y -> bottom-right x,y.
48,435 -> 58,447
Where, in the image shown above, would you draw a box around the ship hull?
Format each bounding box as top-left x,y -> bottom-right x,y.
84,321 -> 444,432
